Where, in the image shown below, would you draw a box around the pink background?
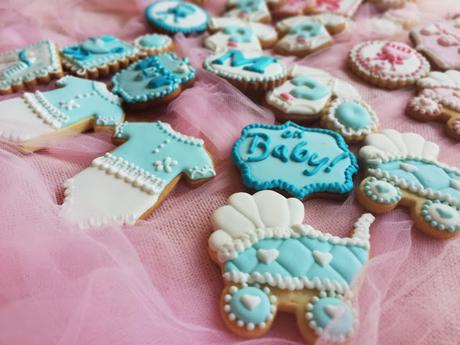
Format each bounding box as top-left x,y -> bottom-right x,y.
0,0 -> 459,344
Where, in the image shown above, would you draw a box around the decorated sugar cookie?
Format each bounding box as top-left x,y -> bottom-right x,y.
232,122 -> 358,200
203,49 -> 287,91
358,129 -> 460,240
111,52 -> 195,108
0,76 -> 124,153
406,70 -> 460,141
205,18 -> 278,52
369,0 -> 415,9
209,190 -> 374,342
0,40 -> 63,95
133,34 -> 174,56
315,0 -> 363,17
62,121 -> 216,228
145,0 -> 210,34
348,40 -> 430,89
274,14 -> 348,57
271,0 -> 317,19
61,35 -> 140,79
224,0 -> 272,23
410,19 -> 460,71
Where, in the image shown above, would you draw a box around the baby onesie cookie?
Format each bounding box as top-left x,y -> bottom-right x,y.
205,18 -> 278,52
232,122 -> 358,200
358,129 -> 460,240
224,0 -> 272,23
0,40 -> 63,95
410,19 -> 460,71
406,70 -> 460,141
274,14 -> 348,57
0,76 -> 124,153
209,190 -> 374,342
111,52 -> 195,109
145,0 -> 210,35
62,121 -> 216,229
203,49 -> 287,91
61,35 -> 140,79
134,34 -> 174,56
271,0 -> 317,20
348,40 -> 430,89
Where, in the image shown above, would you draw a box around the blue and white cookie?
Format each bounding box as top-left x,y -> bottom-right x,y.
61,35 -> 140,79
134,34 -> 174,56
145,0 -> 210,35
111,52 -> 195,108
224,0 -> 272,23
0,40 -> 63,95
232,121 -> 358,200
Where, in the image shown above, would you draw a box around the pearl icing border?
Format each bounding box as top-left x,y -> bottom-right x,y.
421,200 -> 460,233
363,177 -> 401,204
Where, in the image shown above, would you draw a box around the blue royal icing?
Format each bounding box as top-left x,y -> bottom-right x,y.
61,35 -> 138,70
289,23 -> 324,38
232,122 -> 358,199
235,0 -> 264,13
310,296 -> 355,336
290,76 -> 330,100
138,34 -> 169,48
229,286 -> 271,325
111,52 -> 195,104
222,26 -> 255,43
335,101 -> 372,130
211,49 -> 278,74
145,0 -> 210,34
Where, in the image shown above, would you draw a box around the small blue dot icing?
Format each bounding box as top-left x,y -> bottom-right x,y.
138,34 -> 169,48
335,101 -> 371,130
290,76 -> 330,101
144,0 -> 210,34
222,26 -> 255,43
232,122 -> 359,199
211,49 -> 278,74
111,52 -> 195,104
229,286 -> 271,324
289,23 -> 324,38
311,297 -> 354,335
61,35 -> 138,70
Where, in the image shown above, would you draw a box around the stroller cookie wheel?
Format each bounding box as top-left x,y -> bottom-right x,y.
223,285 -> 277,331
305,294 -> 356,342
420,200 -> 460,233
358,176 -> 401,213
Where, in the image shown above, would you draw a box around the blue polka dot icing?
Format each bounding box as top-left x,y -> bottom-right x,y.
145,0 -> 210,34
134,34 -> 173,55
111,52 -> 195,104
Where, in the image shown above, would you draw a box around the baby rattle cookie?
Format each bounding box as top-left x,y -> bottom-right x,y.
410,18 -> 460,71
274,13 -> 348,57
61,121 -> 216,229
203,49 -> 287,91
357,129 -> 460,240
209,190 -> 375,342
205,18 -> 278,52
0,76 -> 124,153
224,0 -> 272,23
145,0 -> 210,35
406,70 -> 460,141
61,35 -> 140,79
111,52 -> 195,109
0,40 -> 63,95
348,40 -> 430,89
232,122 -> 358,200
133,34 -> 174,56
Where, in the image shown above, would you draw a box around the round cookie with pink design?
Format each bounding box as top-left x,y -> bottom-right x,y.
406,70 -> 460,141
410,18 -> 460,71
348,40 -> 430,89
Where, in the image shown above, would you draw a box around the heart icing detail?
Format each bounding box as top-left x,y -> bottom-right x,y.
240,294 -> 261,310
324,304 -> 340,318
312,250 -> 333,267
436,207 -> 454,219
257,248 -> 279,264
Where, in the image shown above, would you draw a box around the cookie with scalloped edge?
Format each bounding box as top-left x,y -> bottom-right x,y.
0,40 -> 63,95
274,13 -> 348,57
406,70 -> 460,141
133,34 -> 174,56
357,129 -> 460,240
209,189 -> 374,342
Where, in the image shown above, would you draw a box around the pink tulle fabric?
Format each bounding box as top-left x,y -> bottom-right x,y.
1,0 -> 460,344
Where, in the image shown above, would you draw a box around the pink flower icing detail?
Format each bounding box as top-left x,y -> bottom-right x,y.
317,0 -> 341,11
374,43 -> 412,70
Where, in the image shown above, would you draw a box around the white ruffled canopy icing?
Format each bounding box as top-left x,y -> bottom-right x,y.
417,70 -> 460,90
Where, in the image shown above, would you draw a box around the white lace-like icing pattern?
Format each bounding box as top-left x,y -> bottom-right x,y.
22,91 -> 69,129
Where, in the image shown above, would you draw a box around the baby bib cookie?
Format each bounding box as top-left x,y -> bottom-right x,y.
410,18 -> 460,71
0,40 -> 63,95
406,70 -> 460,141
145,0 -> 210,35
274,14 -> 348,57
205,18 -> 278,52
62,121 -> 216,229
0,76 -> 124,153
134,34 -> 174,56
111,52 -> 195,109
357,129 -> 460,240
232,122 -> 358,200
209,190 -> 374,342
61,35 -> 140,79
224,0 -> 272,23
348,40 -> 430,89
203,49 -> 287,91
